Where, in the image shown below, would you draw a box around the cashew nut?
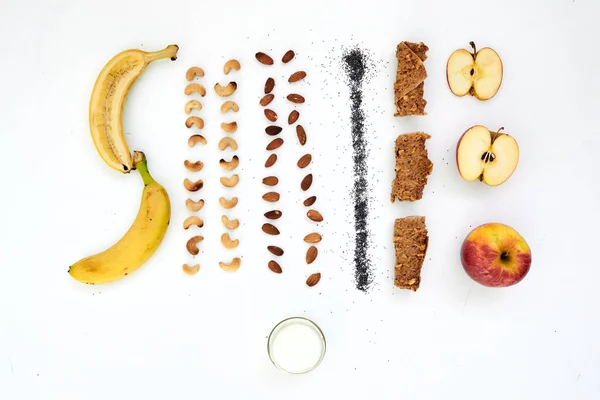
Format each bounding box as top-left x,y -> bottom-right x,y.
185,198 -> 204,211
219,257 -> 241,272
221,121 -> 238,133
221,233 -> 239,249
184,83 -> 206,96
219,155 -> 239,171
221,215 -> 240,230
182,263 -> 200,275
214,82 -> 237,97
185,116 -> 204,129
188,134 -> 207,147
223,59 -> 241,74
219,196 -> 238,209
184,100 -> 202,114
221,101 -> 239,113
186,235 -> 204,255
183,216 -> 204,229
184,160 -> 204,172
220,174 -> 239,188
218,137 -> 238,151
186,67 -> 205,81
184,178 -> 204,192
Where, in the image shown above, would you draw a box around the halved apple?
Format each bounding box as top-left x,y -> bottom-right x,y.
456,125 -> 519,186
447,42 -> 503,101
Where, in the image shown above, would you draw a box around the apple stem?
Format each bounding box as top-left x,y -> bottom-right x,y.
490,127 -> 505,143
469,41 -> 477,55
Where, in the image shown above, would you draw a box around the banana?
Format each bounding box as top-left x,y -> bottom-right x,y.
69,151 -> 171,284
89,45 -> 179,173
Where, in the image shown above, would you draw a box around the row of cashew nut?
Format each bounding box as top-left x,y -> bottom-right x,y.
217,59 -> 241,273
183,66 -> 206,276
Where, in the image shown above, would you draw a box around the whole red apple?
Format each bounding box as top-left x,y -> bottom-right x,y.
461,223 -> 532,287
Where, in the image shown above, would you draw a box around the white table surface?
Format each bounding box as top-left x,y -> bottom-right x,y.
1,0 -> 599,398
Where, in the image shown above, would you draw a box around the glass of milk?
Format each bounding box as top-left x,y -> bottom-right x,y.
267,317 -> 326,374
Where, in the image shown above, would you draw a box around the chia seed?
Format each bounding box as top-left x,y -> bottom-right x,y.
342,48 -> 373,292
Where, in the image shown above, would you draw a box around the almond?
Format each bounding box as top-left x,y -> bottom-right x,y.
301,173 -> 313,191
306,246 -> 318,264
304,232 -> 322,243
267,138 -> 284,150
262,192 -> 280,202
303,196 -> 317,207
264,210 -> 282,219
282,50 -> 295,63
288,110 -> 300,125
297,153 -> 312,168
260,94 -> 275,107
264,109 -> 278,122
287,93 -> 305,104
268,260 -> 282,274
267,246 -> 284,256
262,176 -> 279,186
262,223 -> 280,235
265,125 -> 282,136
265,154 -> 277,168
307,209 -> 323,222
289,71 -> 307,83
296,125 -> 306,145
255,52 -> 274,65
306,272 -> 321,287
265,77 -> 275,94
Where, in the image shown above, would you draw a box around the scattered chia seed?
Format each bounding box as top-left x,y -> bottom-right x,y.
342,48 -> 373,292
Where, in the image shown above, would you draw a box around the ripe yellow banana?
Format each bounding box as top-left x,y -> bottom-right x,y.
89,45 -> 179,173
69,151 -> 171,284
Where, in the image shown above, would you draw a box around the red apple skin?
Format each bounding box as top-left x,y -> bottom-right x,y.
461,223 -> 532,287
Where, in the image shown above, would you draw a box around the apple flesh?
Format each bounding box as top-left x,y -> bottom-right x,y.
461,223 -> 532,287
456,125 -> 519,186
446,42 -> 503,100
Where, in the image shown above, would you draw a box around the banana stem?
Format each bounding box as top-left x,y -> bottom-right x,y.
144,44 -> 179,63
133,151 -> 155,186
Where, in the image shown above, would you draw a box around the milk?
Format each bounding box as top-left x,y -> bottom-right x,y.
270,320 -> 325,373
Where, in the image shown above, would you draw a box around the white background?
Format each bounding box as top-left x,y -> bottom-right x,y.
1,0 -> 599,398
